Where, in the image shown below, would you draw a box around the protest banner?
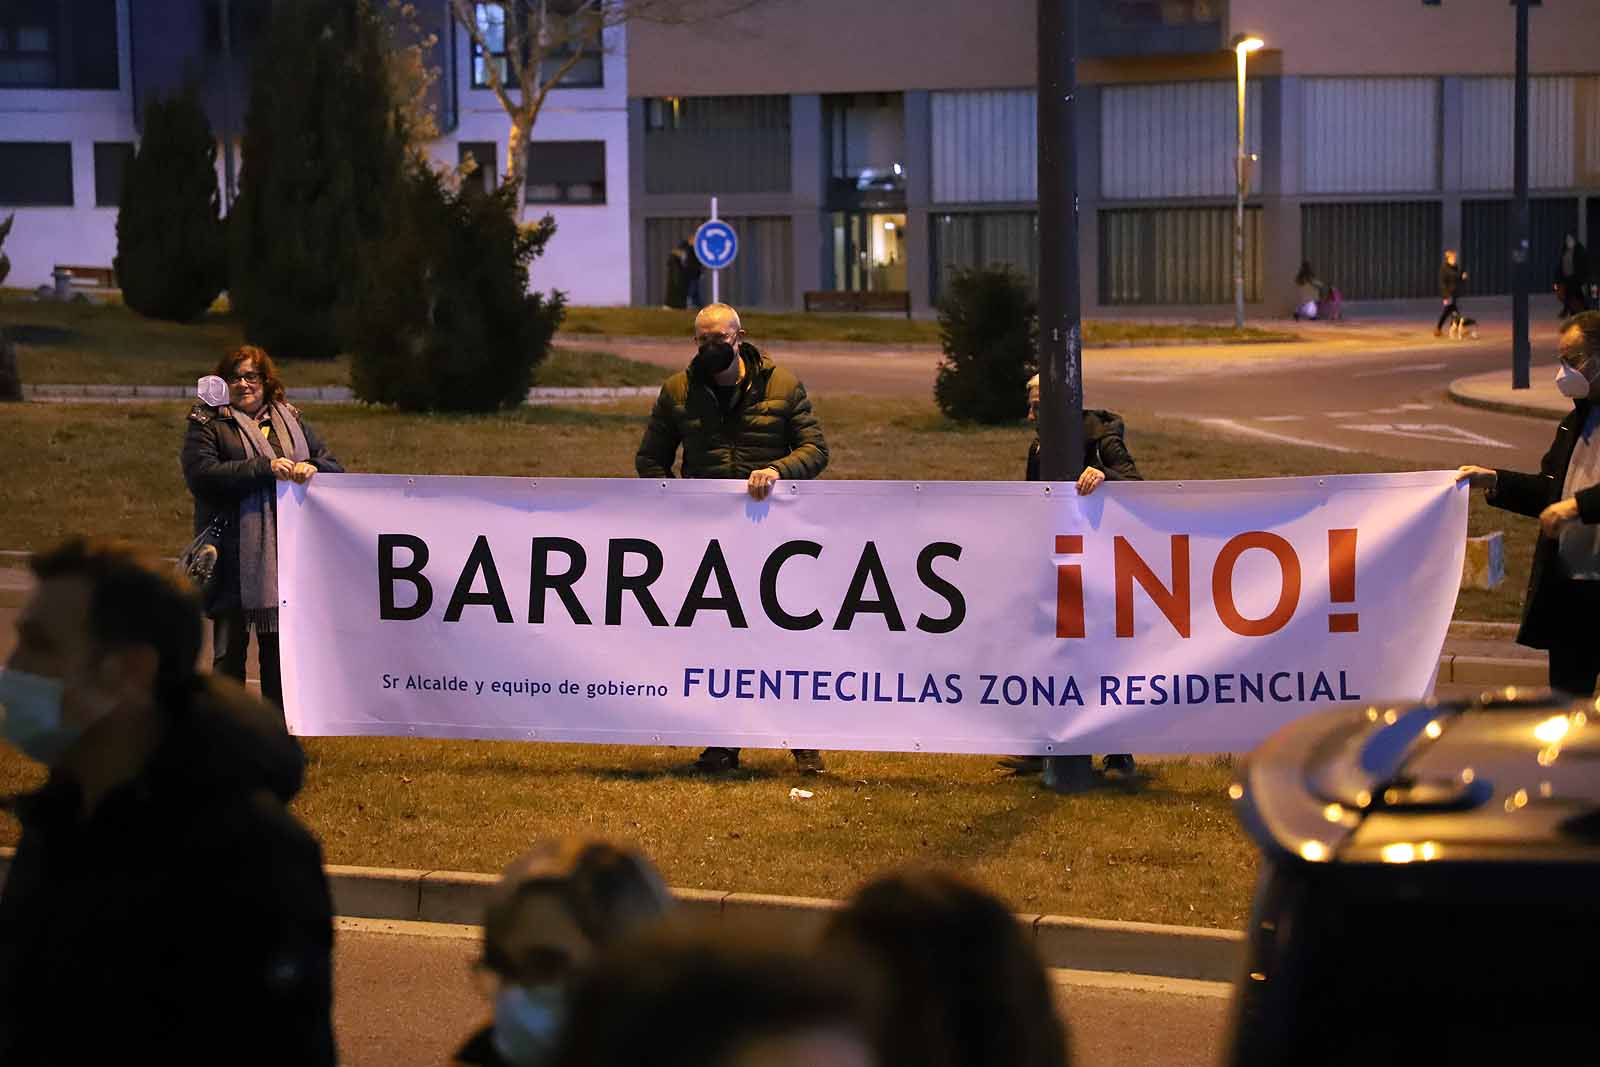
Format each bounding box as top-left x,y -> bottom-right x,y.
278,472 -> 1466,753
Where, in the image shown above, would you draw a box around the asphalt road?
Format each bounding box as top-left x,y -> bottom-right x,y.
332,919 -> 1231,1067
605,318 -> 1567,472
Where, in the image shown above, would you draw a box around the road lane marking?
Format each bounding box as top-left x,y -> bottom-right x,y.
1343,423 -> 1514,449
336,917 -> 480,942
1190,417 -> 1359,453
1352,362 -> 1448,378
1255,415 -> 1305,422
1049,968 -> 1233,1000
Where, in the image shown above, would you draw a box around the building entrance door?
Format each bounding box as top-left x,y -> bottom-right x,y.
830,211 -> 908,292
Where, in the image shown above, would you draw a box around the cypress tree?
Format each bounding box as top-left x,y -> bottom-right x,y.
113,88 -> 226,322
230,0 -> 407,359
344,164 -> 565,412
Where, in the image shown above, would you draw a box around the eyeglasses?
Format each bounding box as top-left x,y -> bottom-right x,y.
227,372 -> 263,385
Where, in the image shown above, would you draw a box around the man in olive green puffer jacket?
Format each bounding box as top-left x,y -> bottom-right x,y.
634,303 -> 830,776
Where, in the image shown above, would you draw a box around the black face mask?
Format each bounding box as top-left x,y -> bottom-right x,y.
694,340 -> 738,378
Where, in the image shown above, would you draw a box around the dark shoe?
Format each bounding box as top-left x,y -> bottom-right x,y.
1103,753 -> 1136,775
792,749 -> 825,775
997,755 -> 1045,774
693,747 -> 740,772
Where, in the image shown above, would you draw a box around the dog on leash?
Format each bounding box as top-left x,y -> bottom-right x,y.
1446,309 -> 1478,340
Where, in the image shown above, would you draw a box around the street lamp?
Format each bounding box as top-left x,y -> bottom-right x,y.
1232,34 -> 1263,330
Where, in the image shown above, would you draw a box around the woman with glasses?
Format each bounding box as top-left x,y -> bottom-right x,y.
180,344 -> 343,709
455,838 -> 672,1067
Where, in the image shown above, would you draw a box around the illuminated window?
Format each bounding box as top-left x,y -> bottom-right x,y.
471,2 -> 603,90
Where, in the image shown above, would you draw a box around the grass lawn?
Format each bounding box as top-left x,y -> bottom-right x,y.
562,305 -> 1298,346
0,397 -> 1526,925
0,395 -> 1530,612
0,299 -> 662,388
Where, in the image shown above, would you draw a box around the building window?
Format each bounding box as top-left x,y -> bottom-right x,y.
0,142 -> 74,206
471,3 -> 603,90
524,141 -> 605,204
0,1 -> 117,89
458,141 -> 499,194
0,5 -> 57,87
94,142 -> 133,207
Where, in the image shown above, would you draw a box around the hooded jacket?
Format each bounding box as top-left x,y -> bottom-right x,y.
634,343 -> 828,481
0,676 -> 335,1065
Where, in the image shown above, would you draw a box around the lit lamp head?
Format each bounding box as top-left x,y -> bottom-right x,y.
1232,34 -> 1264,55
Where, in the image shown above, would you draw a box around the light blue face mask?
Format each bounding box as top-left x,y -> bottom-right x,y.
492,984 -> 565,1066
0,668 -> 75,765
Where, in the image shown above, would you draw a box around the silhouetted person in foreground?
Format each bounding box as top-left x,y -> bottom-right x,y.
0,538 -> 335,1065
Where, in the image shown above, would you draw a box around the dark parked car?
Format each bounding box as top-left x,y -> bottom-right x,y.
1222,688 -> 1600,1066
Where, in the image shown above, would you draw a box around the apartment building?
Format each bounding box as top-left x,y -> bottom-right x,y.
626,0 -> 1600,314
0,0 -> 629,304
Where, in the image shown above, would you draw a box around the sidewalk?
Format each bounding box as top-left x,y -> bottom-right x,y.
1449,368 -> 1568,419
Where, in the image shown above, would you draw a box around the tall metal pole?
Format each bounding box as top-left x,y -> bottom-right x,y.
1037,0 -> 1087,793
1511,0 -> 1530,389
1234,44 -> 1247,330
710,194 -> 720,306
220,0 -> 236,208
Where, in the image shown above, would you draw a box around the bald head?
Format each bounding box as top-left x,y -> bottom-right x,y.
694,303 -> 742,338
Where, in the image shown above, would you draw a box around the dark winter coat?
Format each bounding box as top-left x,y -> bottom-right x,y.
0,676 -> 335,1065
635,343 -> 828,481
1439,261 -> 1465,300
1488,399 -> 1600,650
1555,241 -> 1590,287
1026,410 -> 1142,482
180,401 -> 343,617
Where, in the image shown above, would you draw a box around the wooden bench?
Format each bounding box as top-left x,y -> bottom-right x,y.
55,265 -> 118,290
803,290 -> 911,317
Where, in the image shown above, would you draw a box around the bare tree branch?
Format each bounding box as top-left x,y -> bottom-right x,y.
450,0 -> 517,119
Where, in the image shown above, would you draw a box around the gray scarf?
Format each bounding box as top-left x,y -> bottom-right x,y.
230,401 -> 310,632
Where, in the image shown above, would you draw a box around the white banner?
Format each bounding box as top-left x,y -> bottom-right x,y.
278,472 -> 1467,754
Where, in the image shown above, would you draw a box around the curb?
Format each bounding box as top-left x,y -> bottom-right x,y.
321,866 -> 1245,982
0,847 -> 1242,981
1447,377 -> 1568,420
19,384 -> 659,404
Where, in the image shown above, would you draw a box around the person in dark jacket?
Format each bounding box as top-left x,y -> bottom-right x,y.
1458,311 -> 1600,694
663,243 -> 689,309
1004,374 -> 1141,778
0,538 -> 335,1065
635,303 -> 829,774
1554,233 -> 1591,318
181,345 -> 342,709
455,838 -> 672,1067
680,239 -> 705,309
1436,249 -> 1468,337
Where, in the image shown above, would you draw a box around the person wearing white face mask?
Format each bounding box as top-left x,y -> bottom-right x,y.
455,838 -> 673,1067
0,538 -> 335,1064
1458,311 -> 1600,695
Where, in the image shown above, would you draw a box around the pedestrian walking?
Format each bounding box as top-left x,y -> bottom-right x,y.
0,538 -> 336,1064
635,303 -> 829,774
455,839 -> 672,1067
1001,374 -> 1141,778
663,243 -> 688,309
1435,249 -> 1470,338
681,239 -> 705,310
1555,233 -> 1591,319
1458,311 -> 1600,695
181,345 -> 343,710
